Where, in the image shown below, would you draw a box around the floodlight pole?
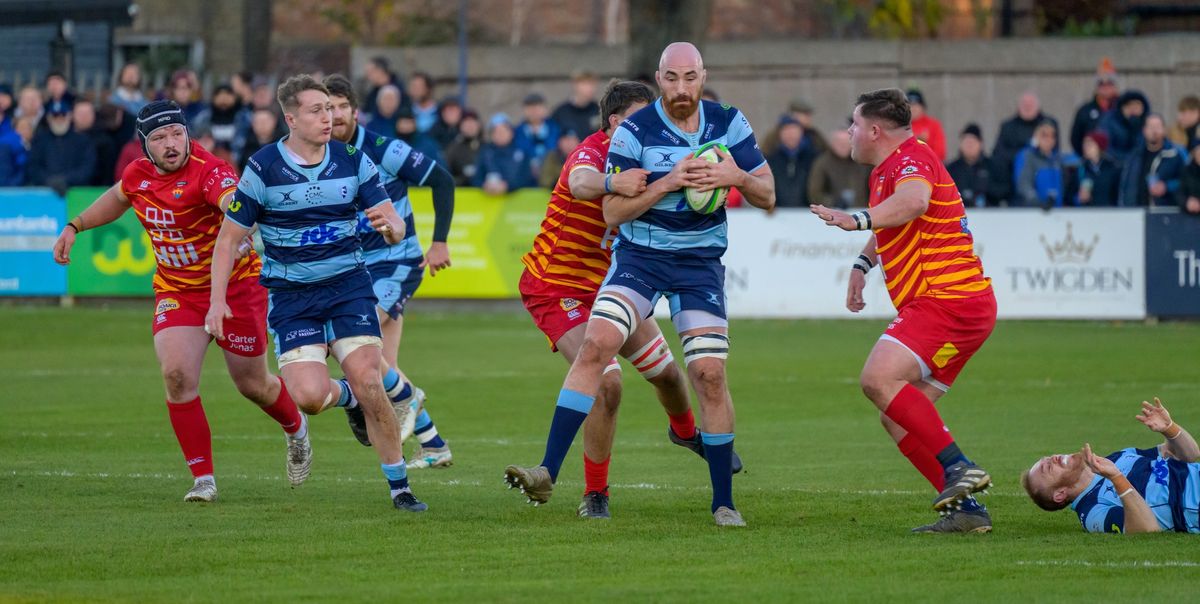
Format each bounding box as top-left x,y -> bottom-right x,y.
457,0 -> 468,106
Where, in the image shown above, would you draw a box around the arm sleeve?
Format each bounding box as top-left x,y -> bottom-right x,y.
201,161 -> 239,208
726,110 -> 767,173
424,162 -> 455,242
604,123 -> 642,174
356,153 -> 391,211
226,168 -> 264,229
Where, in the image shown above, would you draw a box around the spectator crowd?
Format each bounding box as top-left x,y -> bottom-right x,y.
0,56 -> 1196,214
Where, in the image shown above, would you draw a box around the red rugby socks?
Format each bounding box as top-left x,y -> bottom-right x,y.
897,434 -> 945,491
883,383 -> 954,456
668,408 -> 697,440
583,454 -> 610,496
167,397 -> 213,478
260,379 -> 303,436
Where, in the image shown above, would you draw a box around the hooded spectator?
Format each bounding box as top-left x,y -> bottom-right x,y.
28,99 -> 95,194
1181,141 -> 1200,215
1119,113 -> 1185,207
993,91 -> 1059,204
1099,89 -> 1150,163
907,88 -> 947,160
208,84 -> 241,155
946,123 -> 999,207
1070,58 -> 1120,156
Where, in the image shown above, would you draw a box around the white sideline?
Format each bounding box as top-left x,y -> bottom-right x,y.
1016,560 -> 1199,569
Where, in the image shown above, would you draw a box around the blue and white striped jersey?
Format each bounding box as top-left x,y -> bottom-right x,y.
1070,447 -> 1199,533
227,138 -> 390,288
351,126 -> 435,264
604,98 -> 766,258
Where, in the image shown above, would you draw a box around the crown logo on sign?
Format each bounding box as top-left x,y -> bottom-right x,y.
1039,222 -> 1098,264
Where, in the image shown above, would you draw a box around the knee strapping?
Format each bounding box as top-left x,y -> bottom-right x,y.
682,332 -> 729,366
330,335 -> 382,364
278,344 -> 327,368
628,335 -> 673,379
603,358 -> 622,375
591,294 -> 638,340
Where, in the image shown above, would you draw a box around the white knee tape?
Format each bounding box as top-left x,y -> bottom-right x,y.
681,332 -> 729,366
603,358 -> 622,375
629,335 -> 672,379
278,344 -> 328,368
591,293 -> 638,340
330,335 -> 382,364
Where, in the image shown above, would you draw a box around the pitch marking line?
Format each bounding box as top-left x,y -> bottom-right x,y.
1016,560 -> 1199,569
2,470 -> 1024,497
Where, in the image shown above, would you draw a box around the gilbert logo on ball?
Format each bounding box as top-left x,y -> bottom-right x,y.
684,141 -> 730,214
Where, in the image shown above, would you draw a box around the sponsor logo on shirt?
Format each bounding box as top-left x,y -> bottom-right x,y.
324,162 -> 338,177
299,224 -> 340,245
285,327 -> 320,342
660,129 -> 681,145
654,151 -> 676,167
280,167 -> 301,182
139,180 -> 151,189
220,176 -> 236,189
559,297 -> 581,311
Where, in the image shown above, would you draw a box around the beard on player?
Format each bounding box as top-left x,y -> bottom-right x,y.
665,91 -> 700,121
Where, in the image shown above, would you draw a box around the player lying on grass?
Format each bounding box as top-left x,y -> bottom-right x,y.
505,79 -> 740,520
52,100 -> 308,503
1021,397 -> 1200,534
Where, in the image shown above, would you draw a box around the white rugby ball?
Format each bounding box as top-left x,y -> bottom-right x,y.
684,142 -> 729,214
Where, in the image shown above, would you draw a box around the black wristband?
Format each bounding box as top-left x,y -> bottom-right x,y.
65,222 -> 79,234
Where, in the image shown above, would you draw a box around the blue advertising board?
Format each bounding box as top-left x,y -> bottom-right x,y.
1146,211 -> 1200,317
0,188 -> 66,295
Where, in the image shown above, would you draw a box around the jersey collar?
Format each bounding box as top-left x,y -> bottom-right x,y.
654,97 -> 706,149
1069,474 -> 1105,511
276,136 -> 331,179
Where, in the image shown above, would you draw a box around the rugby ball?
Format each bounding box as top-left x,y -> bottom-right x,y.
684,141 -> 729,214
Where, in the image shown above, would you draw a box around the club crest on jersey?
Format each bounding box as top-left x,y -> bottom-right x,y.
220,176 -> 236,188
340,185 -> 348,199
155,298 -> 180,315
559,298 -> 581,311
901,165 -> 918,175
375,136 -> 386,146
172,187 -> 183,199
138,180 -> 151,189
345,145 -> 357,155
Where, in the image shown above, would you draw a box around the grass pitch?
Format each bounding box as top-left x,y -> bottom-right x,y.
1,305 -> 1197,602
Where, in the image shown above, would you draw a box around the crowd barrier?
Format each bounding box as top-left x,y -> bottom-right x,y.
1,187 -> 1195,319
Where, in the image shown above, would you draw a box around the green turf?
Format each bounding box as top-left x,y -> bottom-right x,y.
1,305 -> 1197,602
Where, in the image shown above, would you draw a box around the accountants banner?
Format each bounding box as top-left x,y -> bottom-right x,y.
0,189 -> 66,295
65,187 -> 156,296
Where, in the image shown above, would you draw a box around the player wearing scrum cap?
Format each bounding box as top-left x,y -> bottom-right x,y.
52,99 -> 309,503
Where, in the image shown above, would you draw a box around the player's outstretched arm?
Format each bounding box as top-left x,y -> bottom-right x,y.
692,147 -> 775,210
845,234 -> 877,313
569,166 -> 648,201
810,180 -> 931,232
1082,443 -> 1160,534
422,164 -> 455,276
1137,397 -> 1200,462
602,158 -> 706,227
206,219 -> 251,341
52,184 -> 132,265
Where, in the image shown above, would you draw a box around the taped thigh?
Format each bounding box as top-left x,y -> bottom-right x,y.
681,332 -> 729,366
329,335 -> 382,364
278,344 -> 328,368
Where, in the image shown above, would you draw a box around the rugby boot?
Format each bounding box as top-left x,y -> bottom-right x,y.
504,464 -> 554,505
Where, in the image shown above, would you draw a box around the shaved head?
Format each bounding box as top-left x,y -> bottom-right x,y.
656,42 -> 706,122
659,42 -> 704,71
